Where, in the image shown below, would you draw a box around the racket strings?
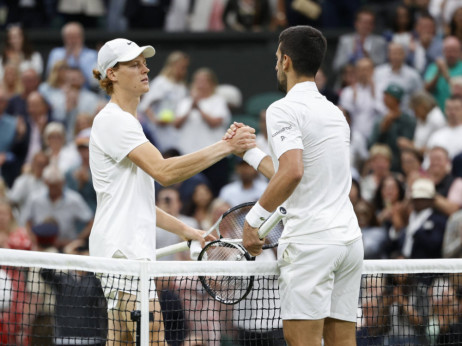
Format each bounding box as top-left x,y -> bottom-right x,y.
199,242 -> 253,304
219,205 -> 284,248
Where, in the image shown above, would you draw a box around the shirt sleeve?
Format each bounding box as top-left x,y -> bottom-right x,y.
95,109 -> 148,163
266,102 -> 304,159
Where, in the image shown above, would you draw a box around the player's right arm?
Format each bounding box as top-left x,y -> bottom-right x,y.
128,126 -> 256,186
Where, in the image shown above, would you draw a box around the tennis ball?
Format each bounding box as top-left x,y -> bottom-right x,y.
158,109 -> 175,123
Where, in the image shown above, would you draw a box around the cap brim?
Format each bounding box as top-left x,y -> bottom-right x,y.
118,45 -> 156,63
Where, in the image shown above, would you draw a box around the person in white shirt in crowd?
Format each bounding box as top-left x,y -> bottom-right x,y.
175,67 -> 231,195
398,90 -> 447,157
339,57 -> 381,143
42,122 -> 80,175
219,158 -> 267,207
20,164 -> 94,249
426,95 -> 462,162
8,151 -> 49,214
374,42 -> 423,115
360,144 -> 393,203
139,51 -> 190,152
89,38 -> 254,344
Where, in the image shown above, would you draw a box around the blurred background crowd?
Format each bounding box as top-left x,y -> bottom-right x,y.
0,1 -> 461,344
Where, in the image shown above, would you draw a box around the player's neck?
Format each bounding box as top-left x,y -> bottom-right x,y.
286,74 -> 315,93
110,92 -> 141,117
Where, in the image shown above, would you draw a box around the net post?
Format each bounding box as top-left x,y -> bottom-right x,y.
140,261 -> 150,345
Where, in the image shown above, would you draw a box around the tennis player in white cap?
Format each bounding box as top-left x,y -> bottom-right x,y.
89,38 -> 256,344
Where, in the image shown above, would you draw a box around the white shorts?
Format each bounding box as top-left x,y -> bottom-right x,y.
99,250 -> 157,310
277,238 -> 363,322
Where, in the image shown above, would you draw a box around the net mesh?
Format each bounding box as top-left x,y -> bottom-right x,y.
1,249 -> 462,345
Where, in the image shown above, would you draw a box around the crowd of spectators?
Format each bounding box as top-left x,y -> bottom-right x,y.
0,0 -> 462,344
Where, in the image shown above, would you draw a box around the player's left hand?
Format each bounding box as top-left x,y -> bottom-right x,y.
223,121 -> 246,140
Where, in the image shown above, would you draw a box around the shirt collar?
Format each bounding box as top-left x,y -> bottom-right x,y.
287,81 -> 318,95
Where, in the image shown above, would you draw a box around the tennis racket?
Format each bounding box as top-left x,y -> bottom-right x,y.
198,206 -> 286,305
156,202 -> 284,260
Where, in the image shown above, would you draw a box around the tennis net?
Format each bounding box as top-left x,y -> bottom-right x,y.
1,249 -> 462,345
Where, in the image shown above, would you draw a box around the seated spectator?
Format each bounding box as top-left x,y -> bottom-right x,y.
384,5 -> 414,52
139,51 -> 190,152
426,95 -> 462,162
407,13 -> 442,76
393,178 -> 447,259
354,199 -> 388,259
426,277 -> 462,345
400,148 -> 424,182
6,67 -> 40,119
8,151 -> 49,214
156,187 -> 198,261
46,22 -> 97,89
399,90 -> 446,156
373,42 -> 423,115
60,67 -> 100,140
56,0 -> 106,28
39,60 -> 68,121
218,158 -> 267,207
315,67 -> 338,104
0,199 -> 32,250
448,6 -> 462,42
1,62 -> 22,100
332,7 -> 387,73
43,122 -> 79,174
175,68 -> 231,195
360,144 -> 393,202
369,84 -> 416,173
339,57 -> 381,142
0,86 -> 28,187
372,175 -> 406,230
65,129 -> 96,213
349,178 -> 362,207
24,91 -> 50,165
0,24 -> 43,80
20,165 -> 93,248
424,36 -> 462,112
426,146 -> 462,216
183,182 -> 214,229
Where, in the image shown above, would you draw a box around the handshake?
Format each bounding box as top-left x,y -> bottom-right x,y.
222,121 -> 257,156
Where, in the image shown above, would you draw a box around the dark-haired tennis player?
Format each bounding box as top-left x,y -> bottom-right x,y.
238,26 -> 363,346
89,38 -> 256,344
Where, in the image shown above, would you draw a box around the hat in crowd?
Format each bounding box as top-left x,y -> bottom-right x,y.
384,84 -> 404,101
97,38 -> 156,79
32,222 -> 59,247
411,178 -> 436,199
75,127 -> 91,148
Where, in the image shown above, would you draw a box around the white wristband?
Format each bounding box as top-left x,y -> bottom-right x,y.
243,148 -> 267,171
245,201 -> 272,228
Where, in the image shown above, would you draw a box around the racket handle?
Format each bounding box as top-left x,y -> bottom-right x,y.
189,240 -> 203,261
156,241 -> 189,259
258,206 -> 286,239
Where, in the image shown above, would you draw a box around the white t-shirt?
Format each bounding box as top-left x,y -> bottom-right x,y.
267,82 -> 361,245
176,94 -> 230,154
89,102 -> 156,260
219,179 -> 268,207
426,125 -> 462,160
413,107 -> 447,150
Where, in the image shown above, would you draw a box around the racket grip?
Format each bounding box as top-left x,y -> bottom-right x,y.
156,241 -> 189,259
258,206 -> 287,239
189,240 -> 203,261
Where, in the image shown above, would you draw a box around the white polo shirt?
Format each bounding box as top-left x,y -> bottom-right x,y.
89,102 -> 157,260
267,82 -> 361,245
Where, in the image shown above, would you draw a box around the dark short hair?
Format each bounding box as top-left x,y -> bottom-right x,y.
279,26 -> 327,77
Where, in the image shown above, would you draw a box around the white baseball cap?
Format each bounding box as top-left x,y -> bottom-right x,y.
411,178 -> 436,199
97,38 -> 156,79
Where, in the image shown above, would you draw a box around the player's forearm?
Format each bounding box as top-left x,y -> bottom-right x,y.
257,156 -> 275,179
156,207 -> 191,239
258,166 -> 302,212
